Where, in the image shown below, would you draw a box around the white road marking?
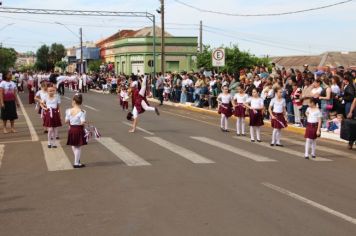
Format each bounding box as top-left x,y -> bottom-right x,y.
0,145 -> 5,168
97,137 -> 151,166
63,96 -> 71,100
284,138 -> 354,160
122,122 -> 155,135
41,141 -> 73,171
262,182 -> 356,225
145,137 -> 215,164
233,136 -> 332,162
191,137 -> 276,162
0,139 -> 33,144
83,105 -> 99,112
17,94 -> 39,142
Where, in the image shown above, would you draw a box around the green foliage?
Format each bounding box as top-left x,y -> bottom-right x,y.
35,43 -> 66,71
0,47 -> 17,74
55,61 -> 68,72
88,60 -> 102,73
18,64 -> 36,73
197,44 -> 270,74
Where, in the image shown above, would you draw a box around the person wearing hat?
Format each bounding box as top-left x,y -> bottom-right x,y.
303,64 -> 310,74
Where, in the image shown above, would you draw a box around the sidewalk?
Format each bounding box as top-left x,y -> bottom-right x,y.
147,98 -> 346,143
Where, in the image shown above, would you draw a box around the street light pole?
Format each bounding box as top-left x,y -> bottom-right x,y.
160,0 -> 165,75
80,27 -> 83,73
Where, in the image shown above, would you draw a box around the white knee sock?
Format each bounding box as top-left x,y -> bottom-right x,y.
276,129 -> 282,145
141,100 -> 155,112
311,140 -> 316,156
236,119 -> 240,134
272,128 -> 277,144
54,127 -> 59,138
221,115 -> 225,129
52,128 -> 58,146
72,146 -> 81,165
256,127 -> 261,141
305,138 -> 311,157
250,126 -> 255,140
224,116 -> 228,130
241,118 -> 245,135
48,128 -> 54,145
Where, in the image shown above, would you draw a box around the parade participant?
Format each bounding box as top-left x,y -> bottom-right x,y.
65,93 -> 87,168
120,86 -> 129,111
27,72 -> 35,104
0,71 -> 19,133
269,87 -> 288,147
346,97 -> 356,149
127,75 -> 160,133
233,84 -> 248,136
245,88 -> 264,142
41,86 -> 62,148
35,81 -> 48,133
217,85 -> 233,132
304,98 -> 322,159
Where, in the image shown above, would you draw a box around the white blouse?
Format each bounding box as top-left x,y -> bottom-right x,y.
36,90 -> 47,100
65,109 -> 86,125
248,97 -> 264,109
306,108 -> 322,123
44,95 -> 60,109
218,94 -> 232,104
234,93 -> 249,103
269,98 -> 286,113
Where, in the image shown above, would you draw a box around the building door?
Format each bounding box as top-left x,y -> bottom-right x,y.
121,61 -> 125,74
131,61 -> 144,75
166,61 -> 180,73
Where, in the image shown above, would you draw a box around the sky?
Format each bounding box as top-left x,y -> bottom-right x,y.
0,0 -> 355,56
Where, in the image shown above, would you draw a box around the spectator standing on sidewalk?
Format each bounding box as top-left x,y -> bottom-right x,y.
291,82 -> 302,127
319,77 -> 333,129
301,78 -> 313,125
156,73 -> 164,105
342,74 -> 355,117
346,97 -> 356,149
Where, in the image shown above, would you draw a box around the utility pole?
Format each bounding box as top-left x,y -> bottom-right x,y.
199,20 -> 203,53
79,27 -> 83,73
160,0 -> 165,75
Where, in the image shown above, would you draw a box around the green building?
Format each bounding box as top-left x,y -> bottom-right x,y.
96,27 -> 198,74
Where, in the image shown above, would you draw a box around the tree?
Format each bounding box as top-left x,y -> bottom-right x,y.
35,45 -> 50,71
0,47 -> 17,73
197,44 -> 270,74
88,60 -> 102,73
49,43 -> 66,66
55,61 -> 68,72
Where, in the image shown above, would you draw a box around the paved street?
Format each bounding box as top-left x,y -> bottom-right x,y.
1,90 -> 356,236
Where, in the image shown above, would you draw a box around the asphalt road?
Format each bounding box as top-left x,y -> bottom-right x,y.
0,90 -> 356,236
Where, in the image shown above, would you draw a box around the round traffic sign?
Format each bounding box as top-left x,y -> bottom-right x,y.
213,49 -> 225,61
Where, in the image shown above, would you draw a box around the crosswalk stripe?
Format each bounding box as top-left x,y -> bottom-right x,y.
191,137 -> 276,162
122,122 -> 155,135
41,141 -> 73,171
97,137 -> 151,166
0,145 -> 5,168
233,136 -> 332,162
144,137 -> 215,164
283,138 -> 354,160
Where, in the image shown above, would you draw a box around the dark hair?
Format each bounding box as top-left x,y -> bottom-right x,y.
73,94 -> 83,105
310,98 -> 318,105
127,112 -> 133,121
239,84 -> 245,90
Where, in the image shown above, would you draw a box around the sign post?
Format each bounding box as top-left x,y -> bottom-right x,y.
212,48 -> 225,73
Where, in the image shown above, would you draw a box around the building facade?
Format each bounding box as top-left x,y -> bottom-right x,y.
97,27 -> 198,75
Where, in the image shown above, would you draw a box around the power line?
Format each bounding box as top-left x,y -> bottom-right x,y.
173,0 -> 354,17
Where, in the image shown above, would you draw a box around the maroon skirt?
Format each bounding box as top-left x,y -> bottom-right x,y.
43,108 -> 62,128
234,104 -> 246,117
249,109 -> 264,126
304,122 -> 319,140
271,113 -> 288,129
67,125 -> 87,146
218,103 -> 233,118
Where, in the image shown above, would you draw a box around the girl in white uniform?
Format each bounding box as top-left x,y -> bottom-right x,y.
41,86 -> 62,148
217,86 -> 233,132
268,88 -> 288,146
35,81 -> 48,133
65,94 -> 87,168
233,84 -> 248,136
244,88 -> 264,142
304,98 -> 322,159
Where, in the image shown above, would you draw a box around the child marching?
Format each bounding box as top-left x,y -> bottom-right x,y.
41,86 -> 62,148
233,84 -> 248,136
120,86 -> 129,111
217,85 -> 233,132
269,87 -> 288,147
304,98 -> 322,159
245,88 -> 264,142
35,81 -> 48,133
65,93 -> 87,168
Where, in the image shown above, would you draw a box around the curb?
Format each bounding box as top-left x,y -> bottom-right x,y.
147,98 -> 346,143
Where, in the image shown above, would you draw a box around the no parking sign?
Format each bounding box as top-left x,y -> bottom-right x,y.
212,48 -> 225,67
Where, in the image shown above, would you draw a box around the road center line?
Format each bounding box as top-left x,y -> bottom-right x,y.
83,105 -> 99,112
41,141 -> 73,171
0,144 -> 5,168
122,122 -> 155,135
262,182 -> 356,225
17,94 -> 39,142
